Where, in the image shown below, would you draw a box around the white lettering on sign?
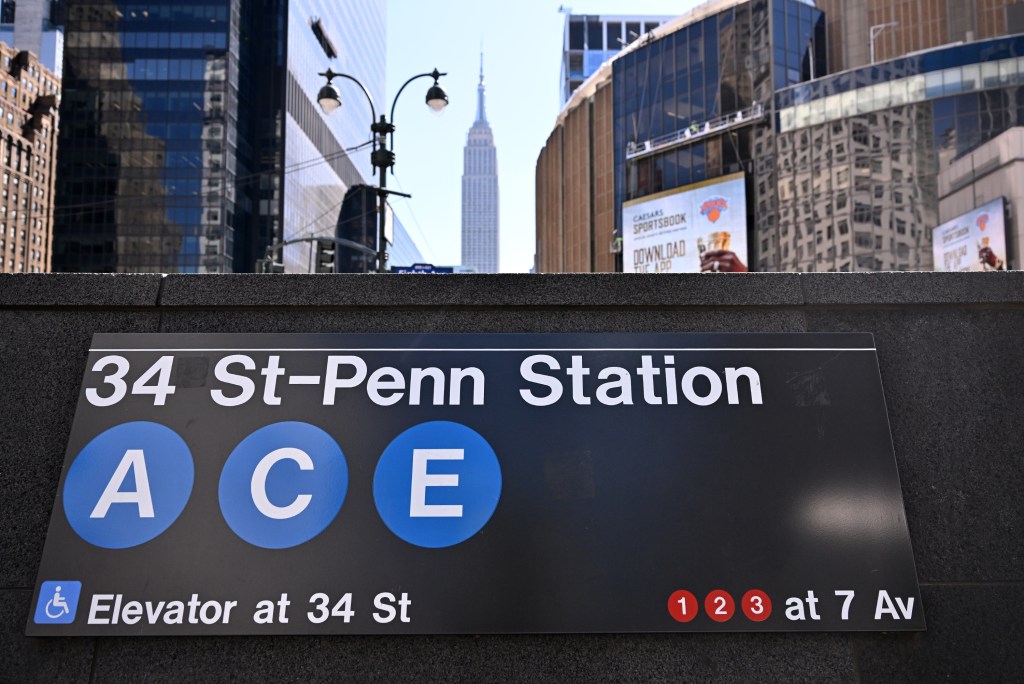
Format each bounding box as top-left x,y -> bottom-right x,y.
322,356 -> 484,407
90,449 -> 155,519
211,355 -> 257,407
88,593 -> 237,625
409,449 -> 464,518
519,354 -> 763,407
250,448 -> 314,520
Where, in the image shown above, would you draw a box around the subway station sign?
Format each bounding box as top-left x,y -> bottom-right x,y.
29,333 -> 924,635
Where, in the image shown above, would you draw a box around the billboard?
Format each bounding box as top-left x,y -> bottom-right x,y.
622,172 -> 748,273
932,197 -> 1010,272
30,332 -> 923,636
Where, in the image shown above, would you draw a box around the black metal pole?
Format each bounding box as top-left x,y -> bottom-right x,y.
378,140 -> 387,274
370,115 -> 395,273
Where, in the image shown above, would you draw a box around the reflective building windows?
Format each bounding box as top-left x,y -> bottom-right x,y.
54,0 -> 239,273
54,0 -> 420,273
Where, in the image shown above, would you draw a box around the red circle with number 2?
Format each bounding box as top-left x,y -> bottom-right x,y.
667,590 -> 699,622
704,589 -> 735,622
741,589 -> 772,622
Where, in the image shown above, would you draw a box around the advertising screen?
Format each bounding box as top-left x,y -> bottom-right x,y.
932,197 -> 1009,271
622,172 -> 748,273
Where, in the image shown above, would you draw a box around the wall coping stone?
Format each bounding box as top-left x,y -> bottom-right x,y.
0,272 -> 1020,309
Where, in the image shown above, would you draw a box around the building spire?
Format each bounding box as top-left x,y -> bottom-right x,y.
476,49 -> 487,124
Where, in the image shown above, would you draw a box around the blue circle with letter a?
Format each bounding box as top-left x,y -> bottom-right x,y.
63,422 -> 194,549
373,421 -> 502,548
219,422 -> 348,549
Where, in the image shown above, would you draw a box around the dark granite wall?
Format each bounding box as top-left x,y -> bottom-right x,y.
1,272 -> 1021,683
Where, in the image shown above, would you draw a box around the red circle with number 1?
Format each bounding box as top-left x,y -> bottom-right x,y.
667,590 -> 699,623
742,589 -> 772,622
704,589 -> 735,622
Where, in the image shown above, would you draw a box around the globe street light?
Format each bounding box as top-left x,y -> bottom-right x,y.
318,68 -> 448,273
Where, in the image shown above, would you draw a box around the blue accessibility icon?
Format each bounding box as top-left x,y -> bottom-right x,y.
33,581 -> 82,625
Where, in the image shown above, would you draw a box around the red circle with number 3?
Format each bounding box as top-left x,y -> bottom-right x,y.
667,590 -> 698,623
704,589 -> 735,622
742,589 -> 772,622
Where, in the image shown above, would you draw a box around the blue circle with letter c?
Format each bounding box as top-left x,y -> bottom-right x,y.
63,422 -> 194,549
373,421 -> 502,548
219,422 -> 348,549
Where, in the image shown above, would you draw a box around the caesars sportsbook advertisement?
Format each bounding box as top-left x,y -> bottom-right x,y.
932,197 -> 1010,272
623,172 -> 748,273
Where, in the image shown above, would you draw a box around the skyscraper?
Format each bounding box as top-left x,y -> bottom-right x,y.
461,54 -> 498,273
52,0 -> 422,273
0,0 -> 64,76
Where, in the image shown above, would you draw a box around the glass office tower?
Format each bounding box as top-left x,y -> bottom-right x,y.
53,0 -> 421,273
54,1 -> 241,272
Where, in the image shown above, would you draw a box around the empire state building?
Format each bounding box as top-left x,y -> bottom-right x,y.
461,55 -> 499,272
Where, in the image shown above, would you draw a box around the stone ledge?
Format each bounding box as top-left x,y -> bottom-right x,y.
0,274 -> 163,307
158,272 -> 803,307
799,271 -> 1024,305
2,272 -> 1021,310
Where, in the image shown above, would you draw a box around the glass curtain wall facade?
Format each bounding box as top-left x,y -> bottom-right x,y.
612,0 -> 823,253
282,0 -> 385,273
769,35 -> 1024,272
53,0 -> 420,273
54,0 -> 244,272
538,0 -> 1024,274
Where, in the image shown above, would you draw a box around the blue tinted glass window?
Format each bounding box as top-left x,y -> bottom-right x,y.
692,143 -> 706,182
676,33 -> 688,73
607,22 -> 622,49
689,23 -> 702,73
569,21 -> 584,50
587,20 -> 603,50
663,149 -> 678,188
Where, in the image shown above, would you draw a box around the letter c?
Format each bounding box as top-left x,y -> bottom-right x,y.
250,448 -> 313,519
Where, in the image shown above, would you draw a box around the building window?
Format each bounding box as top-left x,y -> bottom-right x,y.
569,20 -> 584,50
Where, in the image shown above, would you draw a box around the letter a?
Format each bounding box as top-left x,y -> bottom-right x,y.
91,449 -> 155,518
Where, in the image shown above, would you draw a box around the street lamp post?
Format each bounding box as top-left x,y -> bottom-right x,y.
317,68 -> 448,273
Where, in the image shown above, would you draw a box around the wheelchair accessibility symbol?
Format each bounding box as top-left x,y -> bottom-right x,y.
34,581 -> 82,624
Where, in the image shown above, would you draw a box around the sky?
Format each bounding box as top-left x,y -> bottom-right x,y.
385,0 -> 702,272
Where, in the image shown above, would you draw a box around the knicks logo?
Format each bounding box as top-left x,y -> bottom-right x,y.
976,213 -> 989,231
701,197 -> 729,223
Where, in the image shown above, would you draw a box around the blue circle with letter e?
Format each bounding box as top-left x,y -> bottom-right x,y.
63,422 -> 194,549
219,422 -> 348,549
373,421 -> 502,548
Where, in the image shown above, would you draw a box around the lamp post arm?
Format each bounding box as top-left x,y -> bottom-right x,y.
329,72 -> 378,121
389,69 -> 447,143
387,69 -> 444,122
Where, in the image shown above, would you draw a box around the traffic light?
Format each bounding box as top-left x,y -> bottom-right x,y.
315,238 -> 337,273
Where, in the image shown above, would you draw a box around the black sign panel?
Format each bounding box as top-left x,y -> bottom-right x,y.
29,333 -> 924,635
